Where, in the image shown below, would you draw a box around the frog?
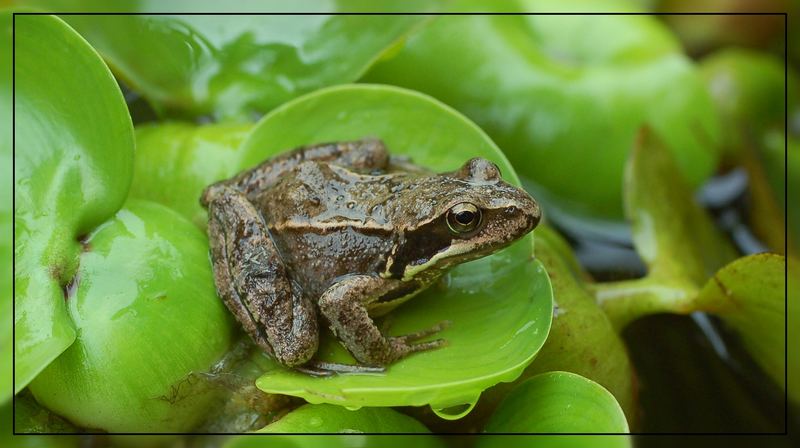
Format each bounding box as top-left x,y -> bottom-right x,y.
200,138 -> 540,374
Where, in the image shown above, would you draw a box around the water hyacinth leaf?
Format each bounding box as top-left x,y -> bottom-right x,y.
699,49 -> 799,254
595,128 -> 737,329
477,436 -> 631,448
1,10 -> 12,405
365,0 -> 721,225
12,390 -> 77,434
483,371 -> 629,433
55,12 -> 428,119
694,254 -> 792,401
625,128 -> 737,282
28,201 -> 235,432
130,122 -> 253,228
526,225 -> 635,419
257,403 -> 430,434
243,84 -> 553,414
699,49 -> 788,153
14,14 -> 134,394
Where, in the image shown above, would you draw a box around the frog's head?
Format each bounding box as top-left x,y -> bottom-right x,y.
389,157 -> 540,281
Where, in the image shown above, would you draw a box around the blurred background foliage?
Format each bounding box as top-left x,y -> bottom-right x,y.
3,0 -> 798,446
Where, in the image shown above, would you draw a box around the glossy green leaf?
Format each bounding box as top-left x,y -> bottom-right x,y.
258,403 -> 429,433
594,128 -> 737,329
694,253 -> 792,401
525,225 -> 635,419
55,12 -> 427,119
790,256 -> 799,404
130,122 -> 253,228
478,436 -> 630,448
1,10 -> 12,405
238,84 -> 552,416
28,200 -> 235,432
233,411 -> 444,448
14,14 -> 134,394
483,371 -> 629,433
365,0 -> 721,224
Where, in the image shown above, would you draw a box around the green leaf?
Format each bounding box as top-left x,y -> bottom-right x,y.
3,401 -> 77,448
626,128 -> 737,282
525,225 -> 635,419
28,200 -> 235,432
483,371 -> 629,433
56,12 -> 427,119
257,403 -> 430,434
12,390 -> 77,434
594,128 -> 737,329
1,10 -> 12,405
694,253 -> 792,401
241,84 -> 552,417
13,14 -> 134,394
699,49 -> 800,254
791,257 -> 799,404
365,1 -> 721,223
129,122 -> 253,228
477,436 -> 630,448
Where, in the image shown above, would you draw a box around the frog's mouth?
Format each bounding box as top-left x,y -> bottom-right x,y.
401,242 -> 481,281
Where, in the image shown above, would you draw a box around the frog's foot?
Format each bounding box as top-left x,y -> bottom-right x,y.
295,360 -> 385,377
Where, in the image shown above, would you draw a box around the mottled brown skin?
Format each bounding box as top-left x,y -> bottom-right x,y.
201,139 -> 540,371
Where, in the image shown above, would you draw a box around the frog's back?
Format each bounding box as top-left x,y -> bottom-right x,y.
256,161 -> 402,298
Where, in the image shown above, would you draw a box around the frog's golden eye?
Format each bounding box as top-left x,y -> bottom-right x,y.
447,203 -> 482,235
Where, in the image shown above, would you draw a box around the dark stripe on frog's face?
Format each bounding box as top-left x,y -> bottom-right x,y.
388,215 -> 454,279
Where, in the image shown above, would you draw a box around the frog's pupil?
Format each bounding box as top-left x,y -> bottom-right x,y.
456,211 -> 474,225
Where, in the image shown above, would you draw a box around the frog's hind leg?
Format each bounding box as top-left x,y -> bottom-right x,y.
207,186 -> 319,368
201,139 -> 390,206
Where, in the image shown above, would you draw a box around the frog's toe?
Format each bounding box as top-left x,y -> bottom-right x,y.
394,320 -> 451,343
295,361 -> 385,376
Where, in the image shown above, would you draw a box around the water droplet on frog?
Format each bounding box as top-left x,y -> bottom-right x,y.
346,201 -> 356,209
336,195 -> 345,202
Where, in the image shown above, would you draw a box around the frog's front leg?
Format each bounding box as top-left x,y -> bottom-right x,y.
318,276 -> 448,366
207,186 -> 318,367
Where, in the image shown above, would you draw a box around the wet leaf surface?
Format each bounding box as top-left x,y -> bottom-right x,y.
13,14 -> 134,394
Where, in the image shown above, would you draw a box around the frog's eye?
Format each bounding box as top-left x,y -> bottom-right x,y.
447,203 -> 482,235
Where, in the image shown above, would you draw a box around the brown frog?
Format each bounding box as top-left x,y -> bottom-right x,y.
200,139 -> 540,373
